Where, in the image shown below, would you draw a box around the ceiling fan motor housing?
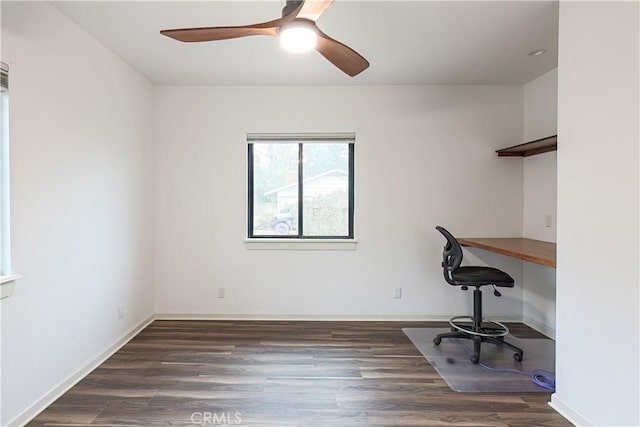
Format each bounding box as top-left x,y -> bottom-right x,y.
282,1 -> 304,18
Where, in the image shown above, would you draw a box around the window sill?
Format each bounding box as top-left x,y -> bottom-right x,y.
0,274 -> 21,284
245,239 -> 358,250
0,274 -> 21,299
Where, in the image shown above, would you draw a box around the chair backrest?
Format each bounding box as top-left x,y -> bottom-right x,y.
435,226 -> 463,285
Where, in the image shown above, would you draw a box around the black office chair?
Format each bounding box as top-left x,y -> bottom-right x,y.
433,226 -> 524,364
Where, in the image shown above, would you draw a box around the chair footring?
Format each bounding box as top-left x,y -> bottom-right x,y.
448,315 -> 509,337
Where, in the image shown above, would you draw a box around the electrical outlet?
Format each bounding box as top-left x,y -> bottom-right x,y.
117,306 -> 124,320
394,287 -> 402,299
545,214 -> 553,228
217,288 -> 225,299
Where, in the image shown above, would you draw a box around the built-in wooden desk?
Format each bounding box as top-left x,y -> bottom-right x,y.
457,237 -> 556,268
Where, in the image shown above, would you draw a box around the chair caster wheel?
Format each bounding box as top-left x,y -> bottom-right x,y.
470,355 -> 479,364
513,353 -> 523,362
433,337 -> 441,345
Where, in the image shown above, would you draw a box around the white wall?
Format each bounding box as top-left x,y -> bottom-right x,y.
0,2 -> 154,425
522,69 -> 557,336
523,152 -> 556,241
153,85 -> 525,320
524,69 -> 558,146
553,2 -> 639,426
523,69 -> 557,242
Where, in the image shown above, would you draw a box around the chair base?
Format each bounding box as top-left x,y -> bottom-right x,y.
433,324 -> 524,364
449,315 -> 509,338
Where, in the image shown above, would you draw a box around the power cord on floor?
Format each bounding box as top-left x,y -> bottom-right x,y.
451,339 -> 556,391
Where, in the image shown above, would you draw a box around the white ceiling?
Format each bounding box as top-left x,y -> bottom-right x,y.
51,1 -> 559,86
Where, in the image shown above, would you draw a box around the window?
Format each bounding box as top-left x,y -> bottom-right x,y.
0,61 -> 18,294
248,133 -> 354,239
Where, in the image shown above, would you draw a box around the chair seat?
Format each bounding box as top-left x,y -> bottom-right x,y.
451,266 -> 514,287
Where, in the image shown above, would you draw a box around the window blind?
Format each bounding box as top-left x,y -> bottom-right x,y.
247,132 -> 355,143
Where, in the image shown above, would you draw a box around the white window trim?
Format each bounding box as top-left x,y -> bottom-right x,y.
1,62 -> 19,299
0,274 -> 21,284
245,238 -> 358,251
247,132 -> 356,242
1,274 -> 21,299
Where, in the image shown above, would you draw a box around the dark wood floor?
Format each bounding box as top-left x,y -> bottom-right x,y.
28,320 -> 571,426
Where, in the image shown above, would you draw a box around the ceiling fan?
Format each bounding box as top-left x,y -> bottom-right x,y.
160,1 -> 369,77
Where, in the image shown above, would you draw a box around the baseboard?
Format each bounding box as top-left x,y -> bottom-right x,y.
154,313 -> 525,322
549,393 -> 595,426
5,314 -> 156,427
155,313 -> 443,321
522,314 -> 556,339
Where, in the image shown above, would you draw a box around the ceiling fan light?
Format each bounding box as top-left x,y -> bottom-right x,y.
280,20 -> 317,53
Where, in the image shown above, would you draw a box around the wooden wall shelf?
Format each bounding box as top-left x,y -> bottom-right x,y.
496,135 -> 557,157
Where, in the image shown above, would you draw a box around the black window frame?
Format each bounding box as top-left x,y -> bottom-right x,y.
247,135 -> 355,239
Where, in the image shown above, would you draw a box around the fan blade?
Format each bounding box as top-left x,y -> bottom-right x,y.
315,29 -> 369,77
161,25 -> 275,42
161,2 -> 304,42
298,1 -> 335,22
